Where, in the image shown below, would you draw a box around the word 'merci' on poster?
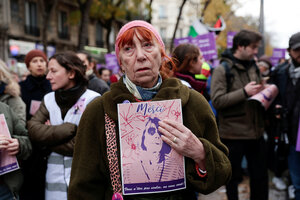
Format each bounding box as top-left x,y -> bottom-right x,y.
0,114 -> 19,176
117,99 -> 186,195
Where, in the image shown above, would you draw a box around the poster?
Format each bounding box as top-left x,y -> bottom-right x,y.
29,100 -> 41,115
227,31 -> 237,48
248,84 -> 279,110
190,32 -> 218,61
0,114 -> 19,175
118,99 -> 186,195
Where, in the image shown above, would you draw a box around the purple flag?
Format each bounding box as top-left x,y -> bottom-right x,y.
105,53 -> 120,74
296,118 -> 300,152
227,31 -> 237,49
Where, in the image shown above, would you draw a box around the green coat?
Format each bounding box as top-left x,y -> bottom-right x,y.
69,78 -> 231,200
0,102 -> 32,196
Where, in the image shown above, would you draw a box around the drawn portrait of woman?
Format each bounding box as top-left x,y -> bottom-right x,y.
140,117 -> 171,182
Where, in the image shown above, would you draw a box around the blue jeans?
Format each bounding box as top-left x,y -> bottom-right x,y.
0,184 -> 15,200
288,145 -> 300,200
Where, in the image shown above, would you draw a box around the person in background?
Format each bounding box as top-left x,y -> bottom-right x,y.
98,67 -> 111,86
19,49 -> 52,120
269,32 -> 300,200
19,49 -> 52,200
0,59 -> 26,125
257,55 -> 272,78
211,30 -> 268,200
27,52 -> 99,200
0,102 -> 32,200
257,55 -> 288,191
69,20 -> 231,200
171,43 -> 210,100
77,51 -> 109,95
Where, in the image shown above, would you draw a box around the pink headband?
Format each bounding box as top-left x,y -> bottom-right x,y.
115,20 -> 165,65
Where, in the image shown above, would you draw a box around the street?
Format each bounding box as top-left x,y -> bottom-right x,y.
198,176 -> 289,200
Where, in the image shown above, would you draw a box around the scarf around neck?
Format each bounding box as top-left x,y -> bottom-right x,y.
289,61 -> 300,85
123,74 -> 162,101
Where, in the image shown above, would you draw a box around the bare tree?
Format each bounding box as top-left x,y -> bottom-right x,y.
147,0 -> 154,23
77,0 -> 93,50
170,0 -> 187,52
201,0 -> 211,18
38,0 -> 58,55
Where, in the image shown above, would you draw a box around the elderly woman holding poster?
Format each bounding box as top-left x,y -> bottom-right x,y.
69,20 -> 231,200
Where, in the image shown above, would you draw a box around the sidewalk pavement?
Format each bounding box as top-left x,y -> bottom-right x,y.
198,176 -> 289,200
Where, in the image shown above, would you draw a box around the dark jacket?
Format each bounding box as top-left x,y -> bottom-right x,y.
0,102 -> 32,197
88,73 -> 109,95
19,75 -> 52,120
211,49 -> 264,139
269,60 -> 300,145
69,77 -> 231,200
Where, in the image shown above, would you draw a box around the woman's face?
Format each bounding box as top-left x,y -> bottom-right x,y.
189,53 -> 204,74
28,56 -> 47,77
119,32 -> 162,88
46,59 -> 75,91
144,124 -> 163,153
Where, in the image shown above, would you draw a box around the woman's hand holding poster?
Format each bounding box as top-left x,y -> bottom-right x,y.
117,99 -> 186,195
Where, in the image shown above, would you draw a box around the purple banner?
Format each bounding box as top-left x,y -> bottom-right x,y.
173,37 -> 192,48
270,48 -> 286,66
212,59 -> 220,68
191,32 -> 218,61
105,53 -> 119,74
227,31 -> 237,48
124,179 -> 185,194
173,33 -> 217,61
296,118 -> 300,152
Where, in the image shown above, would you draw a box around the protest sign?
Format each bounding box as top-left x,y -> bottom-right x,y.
118,99 -> 186,195
0,114 -> 19,176
227,31 -> 237,48
105,53 -> 120,74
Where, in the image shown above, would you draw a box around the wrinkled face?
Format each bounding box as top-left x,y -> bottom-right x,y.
46,59 -> 75,91
144,123 -> 163,153
28,56 -> 47,77
100,69 -> 111,83
119,32 -> 162,88
289,47 -> 300,65
238,42 -> 260,61
189,52 -> 204,74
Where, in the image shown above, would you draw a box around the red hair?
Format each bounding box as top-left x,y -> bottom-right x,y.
117,27 -> 175,79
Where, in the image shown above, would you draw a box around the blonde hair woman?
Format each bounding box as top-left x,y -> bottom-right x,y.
0,59 -> 26,124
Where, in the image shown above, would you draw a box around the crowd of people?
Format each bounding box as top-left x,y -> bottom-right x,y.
0,20 -> 298,200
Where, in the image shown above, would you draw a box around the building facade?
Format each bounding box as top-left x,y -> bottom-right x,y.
0,0 -> 107,64
151,0 -> 200,52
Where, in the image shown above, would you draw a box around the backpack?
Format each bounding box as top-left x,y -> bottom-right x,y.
220,60 -> 260,92
221,61 -> 234,92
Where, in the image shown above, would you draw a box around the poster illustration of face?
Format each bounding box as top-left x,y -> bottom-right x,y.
117,99 -> 186,195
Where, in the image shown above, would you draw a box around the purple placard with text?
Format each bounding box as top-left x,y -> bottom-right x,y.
105,53 -> 120,74
191,32 -> 218,61
118,99 -> 186,195
296,119 -> 300,152
173,37 -> 192,48
270,48 -> 286,66
227,31 -> 237,48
